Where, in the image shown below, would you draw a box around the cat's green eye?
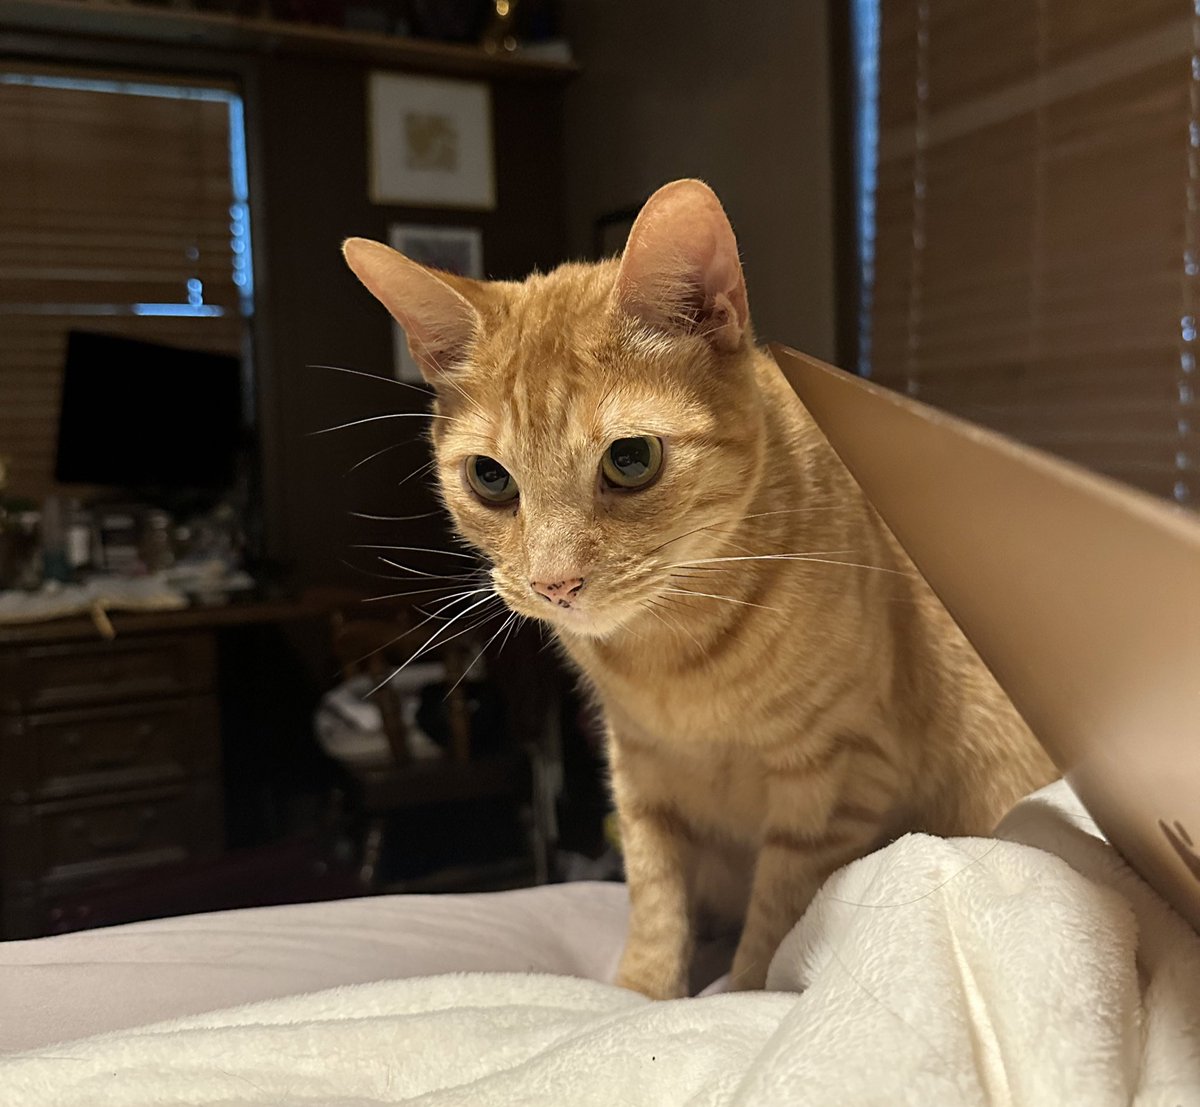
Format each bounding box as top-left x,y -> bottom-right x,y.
466,455 -> 518,504
601,435 -> 663,490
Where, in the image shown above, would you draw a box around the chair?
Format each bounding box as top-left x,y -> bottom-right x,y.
328,605 -> 554,890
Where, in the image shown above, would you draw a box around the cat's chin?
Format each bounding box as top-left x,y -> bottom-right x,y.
527,604 -> 627,641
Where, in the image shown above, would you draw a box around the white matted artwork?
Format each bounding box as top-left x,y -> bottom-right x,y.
368,72 -> 495,209
389,223 -> 484,382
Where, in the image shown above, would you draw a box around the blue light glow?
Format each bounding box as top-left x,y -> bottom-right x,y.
133,303 -> 225,317
852,0 -> 881,378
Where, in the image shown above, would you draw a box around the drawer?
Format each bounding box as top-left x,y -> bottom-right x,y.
6,634 -> 215,712
1,697 -> 220,803
1,781 -> 223,888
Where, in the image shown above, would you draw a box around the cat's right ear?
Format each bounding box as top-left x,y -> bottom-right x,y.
342,238 -> 481,383
614,179 -> 749,353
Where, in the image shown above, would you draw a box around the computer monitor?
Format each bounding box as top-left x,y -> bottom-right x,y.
55,330 -> 243,491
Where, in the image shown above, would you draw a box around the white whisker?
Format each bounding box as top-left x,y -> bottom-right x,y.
362,582 -> 488,603
343,588 -> 490,671
308,363 -> 432,396
426,586 -> 496,618
377,556 -> 481,581
368,591 -> 502,696
350,509 -> 442,522
397,459 -> 438,490
354,544 -> 480,560
346,440 -> 411,475
497,612 -> 523,655
662,588 -> 780,612
644,598 -> 706,653
445,611 -> 517,700
647,506 -> 850,557
311,412 -> 450,436
673,554 -> 911,576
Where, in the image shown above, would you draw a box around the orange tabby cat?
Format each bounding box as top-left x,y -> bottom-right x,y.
342,179 -> 1058,998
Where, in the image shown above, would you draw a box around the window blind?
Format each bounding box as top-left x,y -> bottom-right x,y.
867,0 -> 1197,506
0,67 -> 252,501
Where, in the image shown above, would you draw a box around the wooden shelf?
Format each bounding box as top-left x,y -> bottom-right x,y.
0,591 -> 344,646
0,0 -> 578,80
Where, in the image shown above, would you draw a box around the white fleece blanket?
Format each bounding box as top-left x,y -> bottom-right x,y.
5,782 -> 1198,1106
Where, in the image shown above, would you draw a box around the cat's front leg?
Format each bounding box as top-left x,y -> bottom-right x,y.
609,733 -> 694,1000
730,783 -> 882,991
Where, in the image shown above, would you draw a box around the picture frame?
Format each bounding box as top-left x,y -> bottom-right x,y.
368,72 -> 495,210
389,223 -> 484,382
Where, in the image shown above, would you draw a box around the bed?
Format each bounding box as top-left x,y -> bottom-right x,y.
3,780 -> 1197,1106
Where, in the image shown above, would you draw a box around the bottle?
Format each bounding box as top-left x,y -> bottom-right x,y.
65,500 -> 93,580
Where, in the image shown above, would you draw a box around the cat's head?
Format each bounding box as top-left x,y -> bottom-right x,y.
343,179 -> 766,639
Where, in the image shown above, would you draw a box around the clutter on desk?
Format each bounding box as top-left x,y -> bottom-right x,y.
0,476 -> 255,622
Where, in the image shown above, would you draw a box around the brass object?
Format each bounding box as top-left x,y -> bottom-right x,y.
480,0 -> 518,54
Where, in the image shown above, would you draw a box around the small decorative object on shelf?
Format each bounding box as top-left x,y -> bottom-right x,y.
367,71 -> 495,209
479,0 -> 517,55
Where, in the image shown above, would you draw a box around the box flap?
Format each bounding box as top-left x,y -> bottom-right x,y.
773,343 -> 1200,933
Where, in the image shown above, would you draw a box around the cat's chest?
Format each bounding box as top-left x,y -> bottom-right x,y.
583,656 -> 782,748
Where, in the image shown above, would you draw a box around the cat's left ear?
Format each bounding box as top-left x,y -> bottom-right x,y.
342,237 -> 482,382
614,179 -> 749,353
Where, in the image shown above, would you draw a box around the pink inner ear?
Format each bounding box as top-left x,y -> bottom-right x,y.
342,238 -> 480,378
615,181 -> 749,352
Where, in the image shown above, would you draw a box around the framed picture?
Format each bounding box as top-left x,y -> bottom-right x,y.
389,223 -> 484,382
368,72 -> 495,210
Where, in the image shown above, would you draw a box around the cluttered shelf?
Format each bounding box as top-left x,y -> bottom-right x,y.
0,0 -> 578,79
0,590 -> 344,646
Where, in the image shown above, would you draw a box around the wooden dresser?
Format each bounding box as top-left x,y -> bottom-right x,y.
0,598 -> 332,939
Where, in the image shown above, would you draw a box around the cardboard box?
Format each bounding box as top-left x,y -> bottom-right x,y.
774,344 -> 1200,934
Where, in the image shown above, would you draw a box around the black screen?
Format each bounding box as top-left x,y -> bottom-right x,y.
55,331 -> 243,490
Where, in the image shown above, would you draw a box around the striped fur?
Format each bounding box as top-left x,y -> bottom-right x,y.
343,181 -> 1058,998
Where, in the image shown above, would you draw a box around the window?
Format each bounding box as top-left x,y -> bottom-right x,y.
855,1 -> 1197,507
0,66 -> 254,500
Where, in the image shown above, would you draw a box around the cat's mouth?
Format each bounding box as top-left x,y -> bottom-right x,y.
493,577 -> 634,639
523,596 -> 623,639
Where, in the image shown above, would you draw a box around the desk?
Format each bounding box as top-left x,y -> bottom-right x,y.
0,595 -> 336,939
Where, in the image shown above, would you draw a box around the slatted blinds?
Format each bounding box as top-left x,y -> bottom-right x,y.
865,0 -> 1198,506
0,67 -> 253,500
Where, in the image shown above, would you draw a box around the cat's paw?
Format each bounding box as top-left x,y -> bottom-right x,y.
614,958 -> 687,1001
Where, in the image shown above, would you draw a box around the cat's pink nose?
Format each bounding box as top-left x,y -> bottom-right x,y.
530,577 -> 585,608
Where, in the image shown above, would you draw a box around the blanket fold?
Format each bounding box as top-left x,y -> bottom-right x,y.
5,781 -> 1197,1106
